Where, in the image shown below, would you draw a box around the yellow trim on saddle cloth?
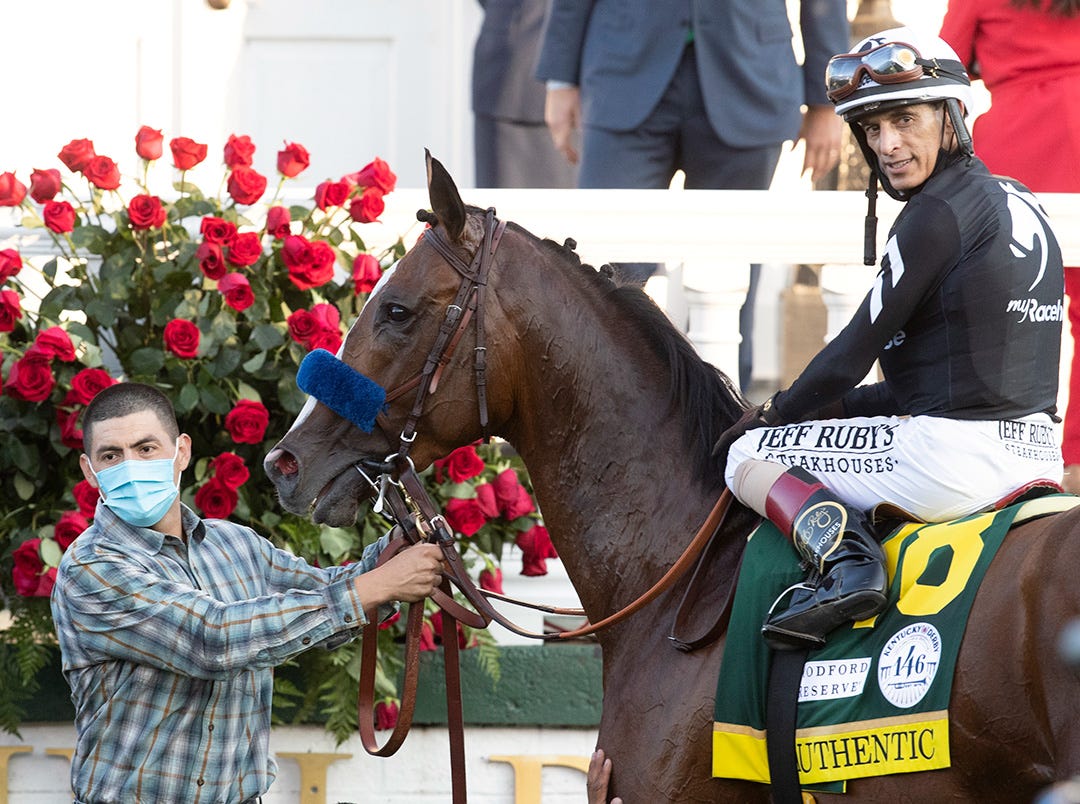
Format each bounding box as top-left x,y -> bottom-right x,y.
713,711 -> 949,784
712,494 -> 1079,787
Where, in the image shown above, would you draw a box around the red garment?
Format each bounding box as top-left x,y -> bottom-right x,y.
942,0 -> 1080,461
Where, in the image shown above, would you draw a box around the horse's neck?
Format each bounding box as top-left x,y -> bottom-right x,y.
503,278 -> 720,617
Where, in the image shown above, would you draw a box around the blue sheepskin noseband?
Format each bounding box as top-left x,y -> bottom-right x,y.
296,349 -> 387,433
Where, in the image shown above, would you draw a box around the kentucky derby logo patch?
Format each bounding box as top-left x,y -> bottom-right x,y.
877,623 -> 941,709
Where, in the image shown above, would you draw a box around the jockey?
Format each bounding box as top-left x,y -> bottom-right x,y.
715,27 -> 1065,651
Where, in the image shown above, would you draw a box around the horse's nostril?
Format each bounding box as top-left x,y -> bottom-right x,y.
273,450 -> 299,477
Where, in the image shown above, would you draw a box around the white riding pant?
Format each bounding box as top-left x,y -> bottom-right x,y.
725,413 -> 1063,522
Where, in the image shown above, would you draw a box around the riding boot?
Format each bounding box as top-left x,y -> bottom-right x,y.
754,467 -> 888,651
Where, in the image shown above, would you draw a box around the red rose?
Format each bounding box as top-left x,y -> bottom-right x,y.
0,172 -> 27,207
265,205 -> 291,239
194,477 -> 239,519
43,200 -> 76,233
218,272 -> 255,311
353,253 -> 382,295
284,237 -> 334,291
163,318 -> 200,359
515,524 -> 558,577
314,180 -> 350,211
378,610 -> 401,631
69,367 -> 116,405
349,187 -> 385,224
309,302 -> 340,334
72,479 -> 100,518
0,249 -> 21,283
5,350 -> 54,402
492,469 -> 525,515
307,330 -> 342,354
374,699 -> 399,731
135,126 -> 164,161
226,232 -> 262,267
224,399 -> 270,444
227,166 -> 267,205
444,497 -> 487,537
56,404 -> 84,450
281,234 -> 312,268
276,141 -> 310,178
127,194 -> 166,230
13,539 -> 55,597
54,511 -> 89,549
287,309 -> 317,346
473,483 -> 499,518
419,622 -> 437,651
83,155 -> 121,190
34,326 -> 76,361
199,216 -> 237,246
438,446 -> 486,483
0,288 -> 23,332
430,611 -> 468,648
196,241 -> 227,280
478,567 -> 503,594
29,168 -> 62,203
209,452 -> 250,490
223,134 -> 255,168
170,136 -> 208,170
346,157 -> 397,195
57,139 -> 96,172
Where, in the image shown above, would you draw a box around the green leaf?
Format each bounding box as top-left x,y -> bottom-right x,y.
128,346 -> 165,376
39,539 -> 62,569
208,347 -> 242,379
13,472 -> 35,501
242,352 -> 267,373
252,323 -> 284,351
70,224 -> 110,254
444,482 -> 477,499
199,383 -> 231,415
276,371 -> 307,414
83,297 -> 118,328
177,383 -> 201,414
319,526 -> 356,562
7,438 -> 37,475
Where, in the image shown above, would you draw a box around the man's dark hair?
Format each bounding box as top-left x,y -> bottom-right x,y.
82,383 -> 180,453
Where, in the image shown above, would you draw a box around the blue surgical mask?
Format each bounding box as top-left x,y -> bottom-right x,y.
90,440 -> 181,528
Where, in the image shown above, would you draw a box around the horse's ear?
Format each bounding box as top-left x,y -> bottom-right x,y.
425,149 -> 467,243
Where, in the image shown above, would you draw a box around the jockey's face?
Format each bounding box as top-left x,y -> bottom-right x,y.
859,103 -> 954,192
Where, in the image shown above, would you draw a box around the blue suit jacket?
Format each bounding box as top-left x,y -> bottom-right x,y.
534,0 -> 849,148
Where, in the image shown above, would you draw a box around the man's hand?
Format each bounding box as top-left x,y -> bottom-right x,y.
795,104 -> 843,183
587,748 -> 623,804
354,543 -> 444,608
544,86 -> 581,165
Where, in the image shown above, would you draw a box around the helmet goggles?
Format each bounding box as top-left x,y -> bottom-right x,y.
826,42 -> 926,102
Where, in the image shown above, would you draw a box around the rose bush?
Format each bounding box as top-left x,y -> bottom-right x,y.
0,129 -> 550,741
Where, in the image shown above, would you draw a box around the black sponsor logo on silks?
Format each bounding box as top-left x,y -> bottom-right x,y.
754,423 -> 897,452
764,453 -> 898,474
997,420 -> 1058,446
1005,297 -> 1064,324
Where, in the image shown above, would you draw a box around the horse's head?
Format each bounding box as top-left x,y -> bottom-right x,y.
265,152 -> 523,526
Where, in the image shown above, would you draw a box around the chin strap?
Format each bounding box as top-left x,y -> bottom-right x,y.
863,169 -> 879,266
946,97 -> 974,161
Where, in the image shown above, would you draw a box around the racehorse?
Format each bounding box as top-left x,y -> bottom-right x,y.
265,154 -> 1080,802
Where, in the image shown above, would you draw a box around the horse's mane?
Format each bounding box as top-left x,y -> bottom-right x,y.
506,220 -> 749,482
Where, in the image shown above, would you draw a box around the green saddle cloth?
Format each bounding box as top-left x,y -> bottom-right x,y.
712,494 -> 1076,789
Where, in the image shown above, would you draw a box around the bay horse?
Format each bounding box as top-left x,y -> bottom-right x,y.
265,154 -> 1080,802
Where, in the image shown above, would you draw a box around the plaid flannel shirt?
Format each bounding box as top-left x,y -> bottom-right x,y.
51,502 -> 386,804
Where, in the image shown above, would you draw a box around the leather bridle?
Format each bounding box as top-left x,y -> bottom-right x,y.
352,207 -> 735,803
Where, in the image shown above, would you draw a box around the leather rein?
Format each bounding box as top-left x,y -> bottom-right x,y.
352,207 -> 736,802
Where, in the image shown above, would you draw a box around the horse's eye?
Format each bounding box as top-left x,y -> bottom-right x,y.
386,303 -> 412,323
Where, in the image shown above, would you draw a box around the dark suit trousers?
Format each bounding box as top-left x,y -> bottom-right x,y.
578,43 -> 782,391
474,116 -> 578,188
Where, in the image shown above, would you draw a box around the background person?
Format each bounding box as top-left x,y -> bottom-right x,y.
939,0 -> 1080,491
534,0 -> 848,389
715,28 -> 1064,651
472,0 -> 577,188
51,382 -> 444,804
